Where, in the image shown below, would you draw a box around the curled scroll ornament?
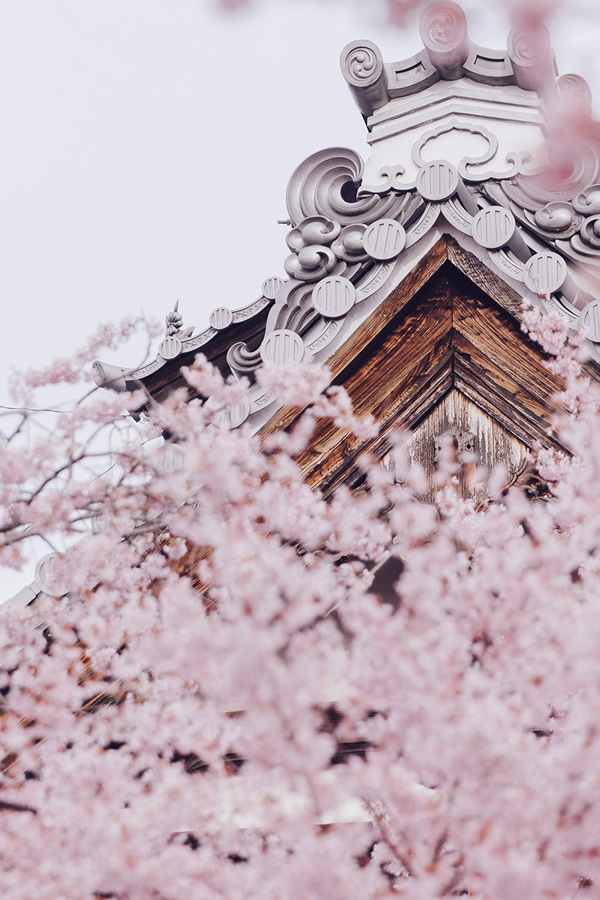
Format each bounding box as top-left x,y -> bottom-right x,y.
419,1 -> 468,54
573,184 -> 600,216
331,224 -> 369,263
284,217 -> 341,282
533,201 -> 579,235
507,25 -> 551,69
578,216 -> 600,251
412,119 -> 499,181
286,148 -> 409,227
340,41 -> 384,87
227,341 -> 262,380
557,74 -> 592,112
516,141 -> 599,204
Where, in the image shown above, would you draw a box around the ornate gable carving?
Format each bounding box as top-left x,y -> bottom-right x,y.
95,2 -> 600,453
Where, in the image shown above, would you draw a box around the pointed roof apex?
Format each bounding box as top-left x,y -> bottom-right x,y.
96,5 -> 600,418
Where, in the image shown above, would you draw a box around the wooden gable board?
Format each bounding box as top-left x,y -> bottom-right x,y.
259,236 -> 590,496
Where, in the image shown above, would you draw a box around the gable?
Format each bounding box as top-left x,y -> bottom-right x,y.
262,237 -> 571,496
93,2 -> 600,492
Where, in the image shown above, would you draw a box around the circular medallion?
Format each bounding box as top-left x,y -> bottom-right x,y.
472,207 -> 516,249
363,219 -> 406,261
35,553 -> 68,598
159,443 -> 186,474
313,276 -> 356,319
158,337 -> 182,360
417,160 -> 459,202
260,329 -> 305,365
214,395 -> 251,430
580,300 -> 600,342
262,276 -> 284,301
523,252 -> 567,295
209,307 -> 234,330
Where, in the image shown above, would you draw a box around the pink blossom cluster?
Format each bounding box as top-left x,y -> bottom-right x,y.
9,316 -> 159,403
1,307 -> 600,897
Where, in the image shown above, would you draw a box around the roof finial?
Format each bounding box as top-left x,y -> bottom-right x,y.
165,300 -> 194,339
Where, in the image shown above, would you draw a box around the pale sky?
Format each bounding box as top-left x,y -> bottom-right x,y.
1,0 -> 600,596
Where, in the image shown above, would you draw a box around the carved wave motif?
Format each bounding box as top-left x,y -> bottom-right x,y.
285,245 -> 337,283
573,184 -> 600,216
267,279 -> 324,335
227,341 -> 262,380
284,217 -> 341,283
331,224 -> 369,263
533,202 -> 580,236
578,216 -> 600,251
286,148 -> 410,227
514,145 -> 599,205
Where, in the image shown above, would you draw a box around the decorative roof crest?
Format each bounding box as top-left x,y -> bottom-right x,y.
96,2 -> 600,425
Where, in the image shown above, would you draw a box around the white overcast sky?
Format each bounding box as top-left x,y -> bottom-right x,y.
1,0 -> 599,596
1,0 -> 599,395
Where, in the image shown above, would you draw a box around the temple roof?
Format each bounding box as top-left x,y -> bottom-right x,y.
95,1 -> 600,433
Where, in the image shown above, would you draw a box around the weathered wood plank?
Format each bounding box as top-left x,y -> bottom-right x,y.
295,286 -> 454,488
260,242 -> 583,494
259,238 -> 451,441
452,291 -> 564,403
398,388 -> 529,501
446,237 -> 524,319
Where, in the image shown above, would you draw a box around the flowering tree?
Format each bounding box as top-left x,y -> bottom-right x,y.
1,303 -> 600,899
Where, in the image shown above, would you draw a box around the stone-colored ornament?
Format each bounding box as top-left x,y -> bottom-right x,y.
472,207 -> 516,249
364,219 -> 407,261
214,395 -> 251,430
573,184 -> 600,216
533,201 -> 576,234
339,40 -> 387,117
417,161 -> 459,202
523,252 -> 567,295
158,336 -> 183,360
261,329 -> 305,365
159,443 -> 186,474
262,276 -> 283,300
580,300 -> 600,343
313,276 -> 356,319
419,1 -> 469,79
507,24 -> 553,92
209,307 -> 234,330
35,553 -> 69,598
557,73 -> 592,112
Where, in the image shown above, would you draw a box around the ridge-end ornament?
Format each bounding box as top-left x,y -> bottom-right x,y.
557,73 -> 592,113
364,219 -> 407,261
472,207 -> 516,249
313,276 -> 356,319
339,40 -> 387,116
261,329 -> 305,365
419,1 -> 469,79
507,24 -> 554,92
523,252 -> 567,295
